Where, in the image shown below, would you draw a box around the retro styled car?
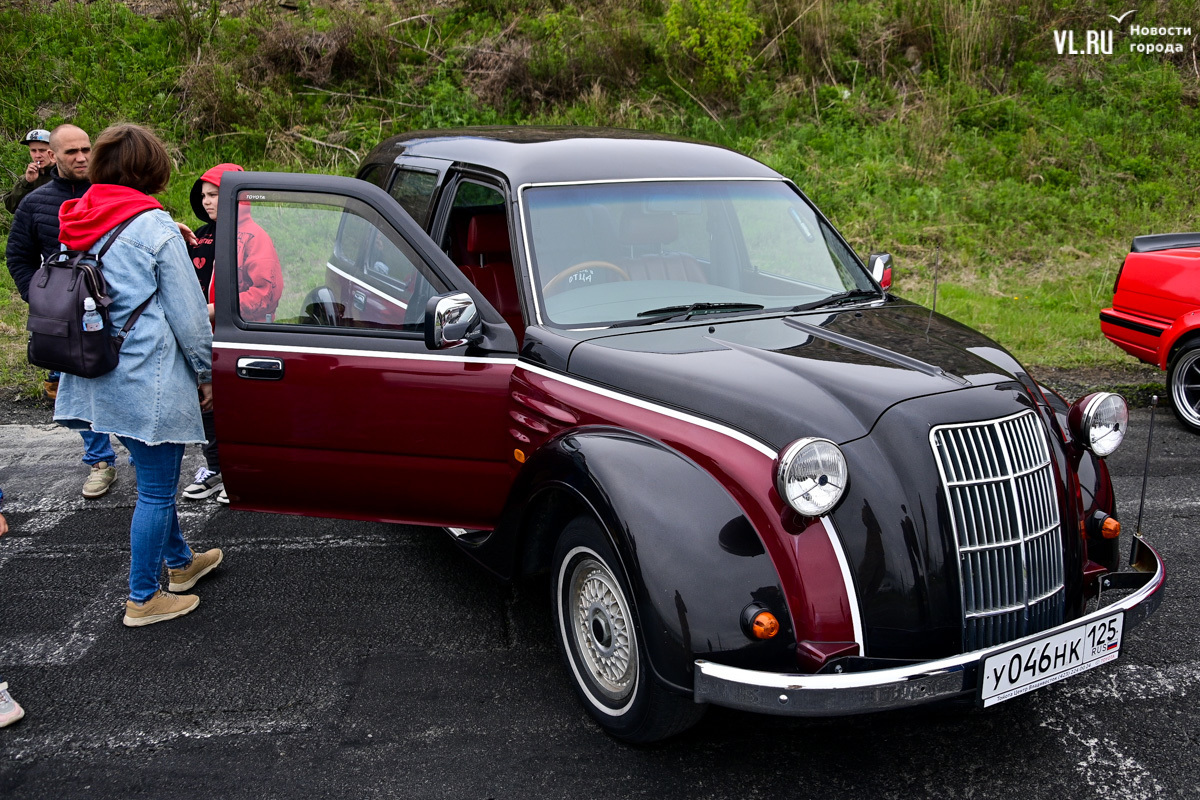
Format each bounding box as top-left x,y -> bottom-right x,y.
1101,234 -> 1200,433
210,128 -> 1165,742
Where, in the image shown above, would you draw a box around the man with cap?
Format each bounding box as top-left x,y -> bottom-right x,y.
4,124 -> 122,498
3,129 -> 55,214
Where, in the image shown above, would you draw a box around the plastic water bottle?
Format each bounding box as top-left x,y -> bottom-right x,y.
82,297 -> 104,332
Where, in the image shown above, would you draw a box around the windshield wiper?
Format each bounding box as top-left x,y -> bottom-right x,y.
612,302 -> 766,327
790,289 -> 882,313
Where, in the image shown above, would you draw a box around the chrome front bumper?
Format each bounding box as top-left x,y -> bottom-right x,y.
693,537 -> 1165,717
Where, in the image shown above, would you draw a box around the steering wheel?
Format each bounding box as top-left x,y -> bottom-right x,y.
543,260 -> 630,295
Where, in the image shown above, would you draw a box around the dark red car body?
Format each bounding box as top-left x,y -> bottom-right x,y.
1101,234 -> 1200,432
209,128 -> 1165,742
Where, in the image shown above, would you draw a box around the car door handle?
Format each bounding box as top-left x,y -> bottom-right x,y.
236,357 -> 285,380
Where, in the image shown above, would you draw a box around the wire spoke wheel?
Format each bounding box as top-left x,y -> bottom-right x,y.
551,515 -> 706,742
568,557 -> 637,703
1170,346 -> 1200,432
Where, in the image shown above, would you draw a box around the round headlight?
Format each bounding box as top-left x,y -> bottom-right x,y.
775,438 -> 848,517
1070,392 -> 1128,457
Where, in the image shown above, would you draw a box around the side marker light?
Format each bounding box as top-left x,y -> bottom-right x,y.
1101,517 -> 1121,539
752,611 -> 780,639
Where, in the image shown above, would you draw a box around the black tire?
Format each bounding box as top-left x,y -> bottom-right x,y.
551,515 -> 706,743
1168,343 -> 1200,434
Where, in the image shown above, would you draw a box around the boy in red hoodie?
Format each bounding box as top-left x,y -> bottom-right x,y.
181,163 -> 283,503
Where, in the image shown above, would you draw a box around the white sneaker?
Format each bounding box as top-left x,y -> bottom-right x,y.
0,682 -> 25,727
183,467 -> 223,500
216,486 -> 229,505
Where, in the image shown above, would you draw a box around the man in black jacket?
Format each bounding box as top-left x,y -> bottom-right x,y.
3,129 -> 54,214
4,124 -> 120,499
5,125 -> 92,299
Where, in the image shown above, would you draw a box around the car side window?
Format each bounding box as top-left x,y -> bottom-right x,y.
356,163 -> 387,189
231,192 -> 446,333
389,168 -> 439,226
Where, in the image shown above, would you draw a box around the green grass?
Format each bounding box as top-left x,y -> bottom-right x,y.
3,0 -> 1196,396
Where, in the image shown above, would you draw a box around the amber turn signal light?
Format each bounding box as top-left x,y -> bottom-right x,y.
752,611 -> 780,639
741,604 -> 780,640
513,449 -> 526,463
1101,517 -> 1121,539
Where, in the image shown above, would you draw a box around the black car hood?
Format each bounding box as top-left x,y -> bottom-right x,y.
565,302 -> 1035,449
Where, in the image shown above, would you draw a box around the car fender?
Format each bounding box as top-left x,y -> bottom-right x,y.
1158,310 -> 1200,368
473,426 -> 797,693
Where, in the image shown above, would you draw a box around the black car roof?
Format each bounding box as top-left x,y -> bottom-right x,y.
361,127 -> 783,186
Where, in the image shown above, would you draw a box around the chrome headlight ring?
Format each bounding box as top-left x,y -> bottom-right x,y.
1069,392 -> 1128,457
774,437 -> 848,517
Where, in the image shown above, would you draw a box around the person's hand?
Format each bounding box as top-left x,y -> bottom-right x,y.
177,222 -> 197,247
208,303 -> 215,324
24,162 -> 39,182
0,512 -> 8,537
198,382 -> 214,412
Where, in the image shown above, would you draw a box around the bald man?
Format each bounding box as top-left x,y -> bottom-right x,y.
5,124 -> 92,299
4,124 -> 122,498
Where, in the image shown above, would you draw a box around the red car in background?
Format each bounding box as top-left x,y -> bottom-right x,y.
1101,233 -> 1200,433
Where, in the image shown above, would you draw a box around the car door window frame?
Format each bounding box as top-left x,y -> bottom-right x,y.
213,172 -> 519,354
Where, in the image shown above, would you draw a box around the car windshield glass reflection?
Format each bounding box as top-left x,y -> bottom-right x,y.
524,180 -> 875,327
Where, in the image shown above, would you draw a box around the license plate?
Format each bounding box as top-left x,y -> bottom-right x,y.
979,611 -> 1124,707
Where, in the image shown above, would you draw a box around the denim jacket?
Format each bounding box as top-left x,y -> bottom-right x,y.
55,210 -> 213,445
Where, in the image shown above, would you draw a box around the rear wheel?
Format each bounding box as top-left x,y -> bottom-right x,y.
551,516 -> 705,743
1168,344 -> 1200,434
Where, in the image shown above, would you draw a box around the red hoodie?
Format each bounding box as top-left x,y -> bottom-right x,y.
192,163 -> 283,322
58,185 -> 163,251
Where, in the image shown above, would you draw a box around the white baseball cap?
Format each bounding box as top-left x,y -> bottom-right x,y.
21,129 -> 51,145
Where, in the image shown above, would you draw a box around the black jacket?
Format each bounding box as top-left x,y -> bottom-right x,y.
3,164 -> 54,214
4,169 -> 90,301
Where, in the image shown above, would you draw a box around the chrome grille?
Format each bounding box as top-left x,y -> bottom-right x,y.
930,411 -> 1065,651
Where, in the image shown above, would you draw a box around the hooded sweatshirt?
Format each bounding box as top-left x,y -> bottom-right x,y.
188,163 -> 283,323
58,184 -> 163,251
187,163 -> 243,293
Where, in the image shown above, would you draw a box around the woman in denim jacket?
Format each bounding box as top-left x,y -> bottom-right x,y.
55,124 -> 226,627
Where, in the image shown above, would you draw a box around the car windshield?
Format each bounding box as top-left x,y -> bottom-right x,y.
522,179 -> 876,327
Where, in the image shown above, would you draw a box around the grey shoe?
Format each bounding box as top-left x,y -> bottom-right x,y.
183,467 -> 223,500
82,462 -> 117,499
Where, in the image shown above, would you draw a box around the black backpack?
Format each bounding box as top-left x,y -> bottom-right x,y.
26,212 -> 155,379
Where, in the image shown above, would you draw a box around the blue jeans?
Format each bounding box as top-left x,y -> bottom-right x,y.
117,437 -> 193,603
81,430 -> 116,467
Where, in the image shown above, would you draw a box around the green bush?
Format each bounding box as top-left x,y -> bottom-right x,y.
663,0 -> 761,94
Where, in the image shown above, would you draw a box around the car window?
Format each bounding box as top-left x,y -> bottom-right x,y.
356,163 -> 387,190
231,191 -> 446,333
389,168 -> 440,226
523,180 -> 873,327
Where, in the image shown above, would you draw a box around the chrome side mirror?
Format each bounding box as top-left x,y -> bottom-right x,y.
424,292 -> 480,350
868,252 -> 893,290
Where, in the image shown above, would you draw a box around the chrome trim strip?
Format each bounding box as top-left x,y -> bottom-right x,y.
693,542 -> 1165,716
514,362 -> 776,458
520,177 -> 786,190
821,516 -> 865,655
324,262 -> 408,309
211,341 -> 518,365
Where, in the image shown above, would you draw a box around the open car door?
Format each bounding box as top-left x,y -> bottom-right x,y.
210,173 -> 519,527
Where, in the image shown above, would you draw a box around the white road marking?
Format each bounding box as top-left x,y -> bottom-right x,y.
0,571 -> 125,666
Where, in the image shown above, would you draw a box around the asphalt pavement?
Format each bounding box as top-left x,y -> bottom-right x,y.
0,405 -> 1196,799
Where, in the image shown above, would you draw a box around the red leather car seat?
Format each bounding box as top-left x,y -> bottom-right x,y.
618,210 -> 708,283
462,214 -> 524,340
